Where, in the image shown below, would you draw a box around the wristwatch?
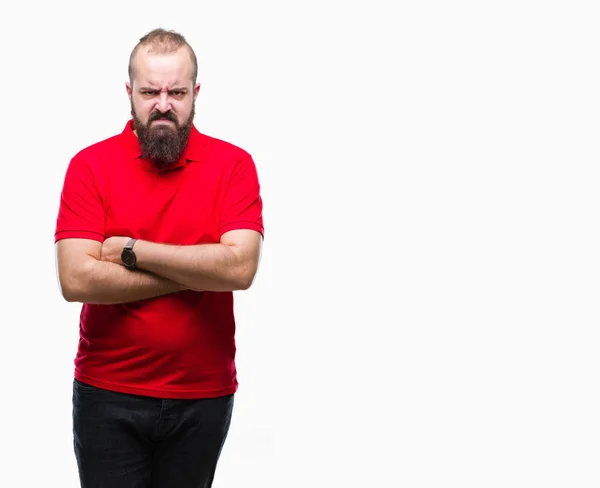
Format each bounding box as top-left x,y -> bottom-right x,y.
121,238 -> 138,270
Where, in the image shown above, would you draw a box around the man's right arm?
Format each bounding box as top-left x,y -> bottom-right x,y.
56,238 -> 187,304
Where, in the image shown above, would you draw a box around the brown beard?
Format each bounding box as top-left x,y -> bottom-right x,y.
131,103 -> 195,169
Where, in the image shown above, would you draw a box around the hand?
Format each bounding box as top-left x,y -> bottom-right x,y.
101,236 -> 131,265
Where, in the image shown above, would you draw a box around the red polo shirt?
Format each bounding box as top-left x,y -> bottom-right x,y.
55,120 -> 264,399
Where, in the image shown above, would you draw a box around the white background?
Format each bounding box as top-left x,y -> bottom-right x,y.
1,0 -> 599,486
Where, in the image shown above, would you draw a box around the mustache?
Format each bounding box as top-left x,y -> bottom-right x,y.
148,111 -> 178,124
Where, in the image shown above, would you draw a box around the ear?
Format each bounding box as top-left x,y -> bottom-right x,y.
193,82 -> 201,101
125,82 -> 133,99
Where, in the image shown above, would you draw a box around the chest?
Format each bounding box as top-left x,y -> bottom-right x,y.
104,164 -> 224,244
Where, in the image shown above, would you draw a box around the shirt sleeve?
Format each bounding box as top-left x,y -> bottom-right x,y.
54,155 -> 106,243
218,153 -> 264,239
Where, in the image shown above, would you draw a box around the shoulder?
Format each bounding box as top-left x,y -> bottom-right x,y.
197,132 -> 253,162
72,132 -> 124,164
63,131 -> 127,190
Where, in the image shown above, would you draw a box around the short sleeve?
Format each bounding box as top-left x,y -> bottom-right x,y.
54,156 -> 106,243
219,154 -> 264,239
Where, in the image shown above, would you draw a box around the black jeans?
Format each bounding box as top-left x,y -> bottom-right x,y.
72,378 -> 234,488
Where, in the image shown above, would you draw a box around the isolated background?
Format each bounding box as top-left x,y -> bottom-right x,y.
1,1 -> 599,487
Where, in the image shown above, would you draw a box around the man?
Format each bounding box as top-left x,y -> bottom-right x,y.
54,28 -> 264,488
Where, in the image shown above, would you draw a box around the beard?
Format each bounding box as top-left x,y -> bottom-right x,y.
131,103 -> 195,169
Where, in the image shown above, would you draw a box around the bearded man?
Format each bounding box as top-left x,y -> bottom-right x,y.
54,27 -> 264,488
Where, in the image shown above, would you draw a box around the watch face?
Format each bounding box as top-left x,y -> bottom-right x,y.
122,250 -> 135,267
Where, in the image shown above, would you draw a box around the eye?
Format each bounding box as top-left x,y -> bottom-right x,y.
140,90 -> 159,96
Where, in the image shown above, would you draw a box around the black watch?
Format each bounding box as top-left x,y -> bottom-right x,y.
121,238 -> 138,270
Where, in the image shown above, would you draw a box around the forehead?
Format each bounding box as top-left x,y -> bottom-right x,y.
132,47 -> 194,86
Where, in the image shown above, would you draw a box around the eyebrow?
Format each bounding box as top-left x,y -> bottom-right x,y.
138,86 -> 189,91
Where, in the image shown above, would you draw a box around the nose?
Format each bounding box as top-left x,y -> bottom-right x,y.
155,91 -> 172,113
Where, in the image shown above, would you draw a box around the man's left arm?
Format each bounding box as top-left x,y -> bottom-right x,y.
102,230 -> 262,292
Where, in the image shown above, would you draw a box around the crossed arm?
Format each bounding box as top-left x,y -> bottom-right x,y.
56,230 -> 263,304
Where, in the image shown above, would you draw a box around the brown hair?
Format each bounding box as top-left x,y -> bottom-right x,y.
128,28 -> 198,85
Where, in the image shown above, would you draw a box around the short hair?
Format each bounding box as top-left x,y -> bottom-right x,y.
128,28 -> 198,85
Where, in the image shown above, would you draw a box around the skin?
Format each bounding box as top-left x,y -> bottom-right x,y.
56,46 -> 262,304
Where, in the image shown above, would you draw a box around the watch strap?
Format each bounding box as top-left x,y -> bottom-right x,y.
124,238 -> 137,250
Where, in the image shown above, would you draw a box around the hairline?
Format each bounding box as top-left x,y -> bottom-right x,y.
128,34 -> 198,87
